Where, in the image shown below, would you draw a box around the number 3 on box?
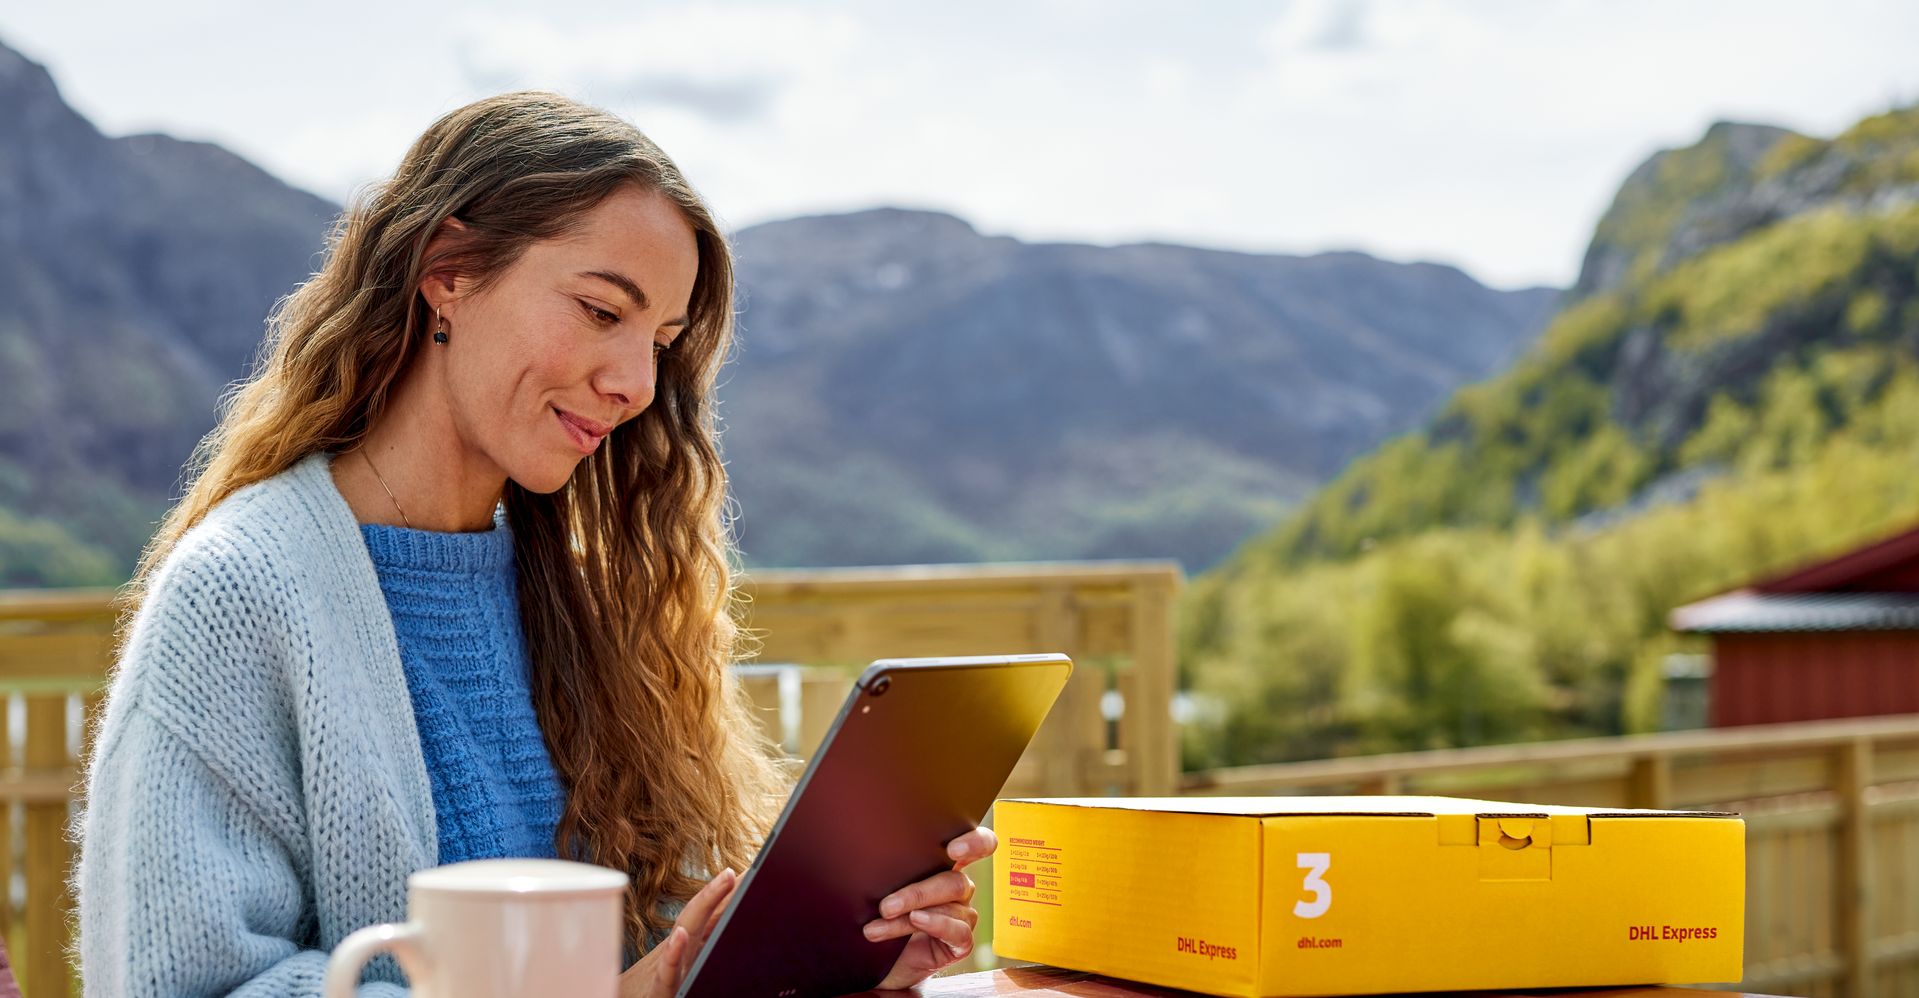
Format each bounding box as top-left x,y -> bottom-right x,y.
1293,852 -> 1331,919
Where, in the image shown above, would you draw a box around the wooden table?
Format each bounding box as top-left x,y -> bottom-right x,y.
841,964 -> 1794,997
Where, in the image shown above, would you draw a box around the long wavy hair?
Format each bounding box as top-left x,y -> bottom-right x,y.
115,90 -> 791,953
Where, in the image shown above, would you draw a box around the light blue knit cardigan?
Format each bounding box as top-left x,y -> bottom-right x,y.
73,450 -> 682,996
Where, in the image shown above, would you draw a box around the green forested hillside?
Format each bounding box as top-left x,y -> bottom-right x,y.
1182,105 -> 1919,769
0,507 -> 118,587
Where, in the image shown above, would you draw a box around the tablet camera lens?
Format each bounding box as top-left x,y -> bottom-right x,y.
870,676 -> 891,696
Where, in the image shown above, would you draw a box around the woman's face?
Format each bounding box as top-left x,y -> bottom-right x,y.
430,184 -> 700,494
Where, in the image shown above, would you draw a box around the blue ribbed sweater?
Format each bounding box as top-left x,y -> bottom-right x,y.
359,509 -> 565,866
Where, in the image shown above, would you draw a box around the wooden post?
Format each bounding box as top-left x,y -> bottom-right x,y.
23,694 -> 71,998
1627,754 -> 1672,809
1031,585 -> 1089,794
1835,738 -> 1873,998
1358,773 -> 1405,795
1044,667 -> 1107,796
1128,577 -> 1178,796
794,668 -> 849,759
0,692 -> 10,942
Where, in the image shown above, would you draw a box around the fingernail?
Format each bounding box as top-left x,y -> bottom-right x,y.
864,922 -> 882,939
881,897 -> 901,917
910,909 -> 930,924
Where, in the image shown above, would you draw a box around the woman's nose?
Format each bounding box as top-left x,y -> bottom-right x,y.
595,349 -> 656,414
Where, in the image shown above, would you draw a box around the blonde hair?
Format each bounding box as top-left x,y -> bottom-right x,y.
118,90 -> 790,952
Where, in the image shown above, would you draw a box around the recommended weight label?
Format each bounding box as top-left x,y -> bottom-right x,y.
1005,837 -> 1065,907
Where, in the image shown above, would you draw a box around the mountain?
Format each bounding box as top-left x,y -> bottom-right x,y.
722,210 -> 1558,567
1183,104 -> 1919,767
0,35 -> 1556,583
0,38 -> 340,585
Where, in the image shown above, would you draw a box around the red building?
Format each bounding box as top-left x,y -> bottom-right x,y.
1670,524 -> 1919,727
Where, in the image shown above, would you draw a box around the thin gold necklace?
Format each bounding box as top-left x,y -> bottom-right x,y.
359,447 -> 413,529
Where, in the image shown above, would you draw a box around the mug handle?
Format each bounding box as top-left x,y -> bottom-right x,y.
324,922 -> 429,998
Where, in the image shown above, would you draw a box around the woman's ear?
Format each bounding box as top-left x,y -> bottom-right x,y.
419,273 -> 462,317
417,216 -> 475,315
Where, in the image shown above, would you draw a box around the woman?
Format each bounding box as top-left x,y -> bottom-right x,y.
73,90 -> 993,997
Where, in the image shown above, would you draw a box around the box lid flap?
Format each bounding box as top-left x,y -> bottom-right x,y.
999,795 -> 1739,819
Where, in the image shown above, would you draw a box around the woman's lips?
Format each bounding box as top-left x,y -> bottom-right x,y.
554,407 -> 608,454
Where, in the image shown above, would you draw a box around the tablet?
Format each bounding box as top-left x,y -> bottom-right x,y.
677,653 -> 1074,998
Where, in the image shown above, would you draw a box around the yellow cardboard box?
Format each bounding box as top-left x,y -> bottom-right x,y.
991,796 -> 1743,997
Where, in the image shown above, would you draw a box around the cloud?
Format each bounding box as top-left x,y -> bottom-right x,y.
595,71 -> 777,123
1309,0 -> 1371,52
1265,0 -> 1375,55
450,8 -> 864,126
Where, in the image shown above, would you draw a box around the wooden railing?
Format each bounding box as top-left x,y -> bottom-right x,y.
1179,714 -> 1919,998
0,561 -> 1183,994
0,588 -> 115,998
19,571 -> 1911,996
737,561 -> 1183,798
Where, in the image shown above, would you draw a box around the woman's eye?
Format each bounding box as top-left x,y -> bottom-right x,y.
654,341 -> 670,356
582,302 -> 619,326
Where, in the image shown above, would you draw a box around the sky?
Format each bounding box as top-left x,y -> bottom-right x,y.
6,0 -> 1918,290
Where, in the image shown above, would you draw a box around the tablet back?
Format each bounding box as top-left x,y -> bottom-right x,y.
677,653 -> 1073,998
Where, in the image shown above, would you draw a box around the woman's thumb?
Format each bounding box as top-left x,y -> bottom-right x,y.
651,927 -> 686,998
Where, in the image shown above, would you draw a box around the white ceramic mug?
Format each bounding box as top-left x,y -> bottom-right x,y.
324,858 -> 629,998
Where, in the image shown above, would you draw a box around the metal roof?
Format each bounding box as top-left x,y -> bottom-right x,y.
1750,522 -> 1919,593
1670,591 -> 1919,634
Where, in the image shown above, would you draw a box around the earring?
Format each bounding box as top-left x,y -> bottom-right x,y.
432,307 -> 448,344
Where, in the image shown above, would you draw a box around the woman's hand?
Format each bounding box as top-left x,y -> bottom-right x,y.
618,866 -> 740,998
865,826 -> 998,990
